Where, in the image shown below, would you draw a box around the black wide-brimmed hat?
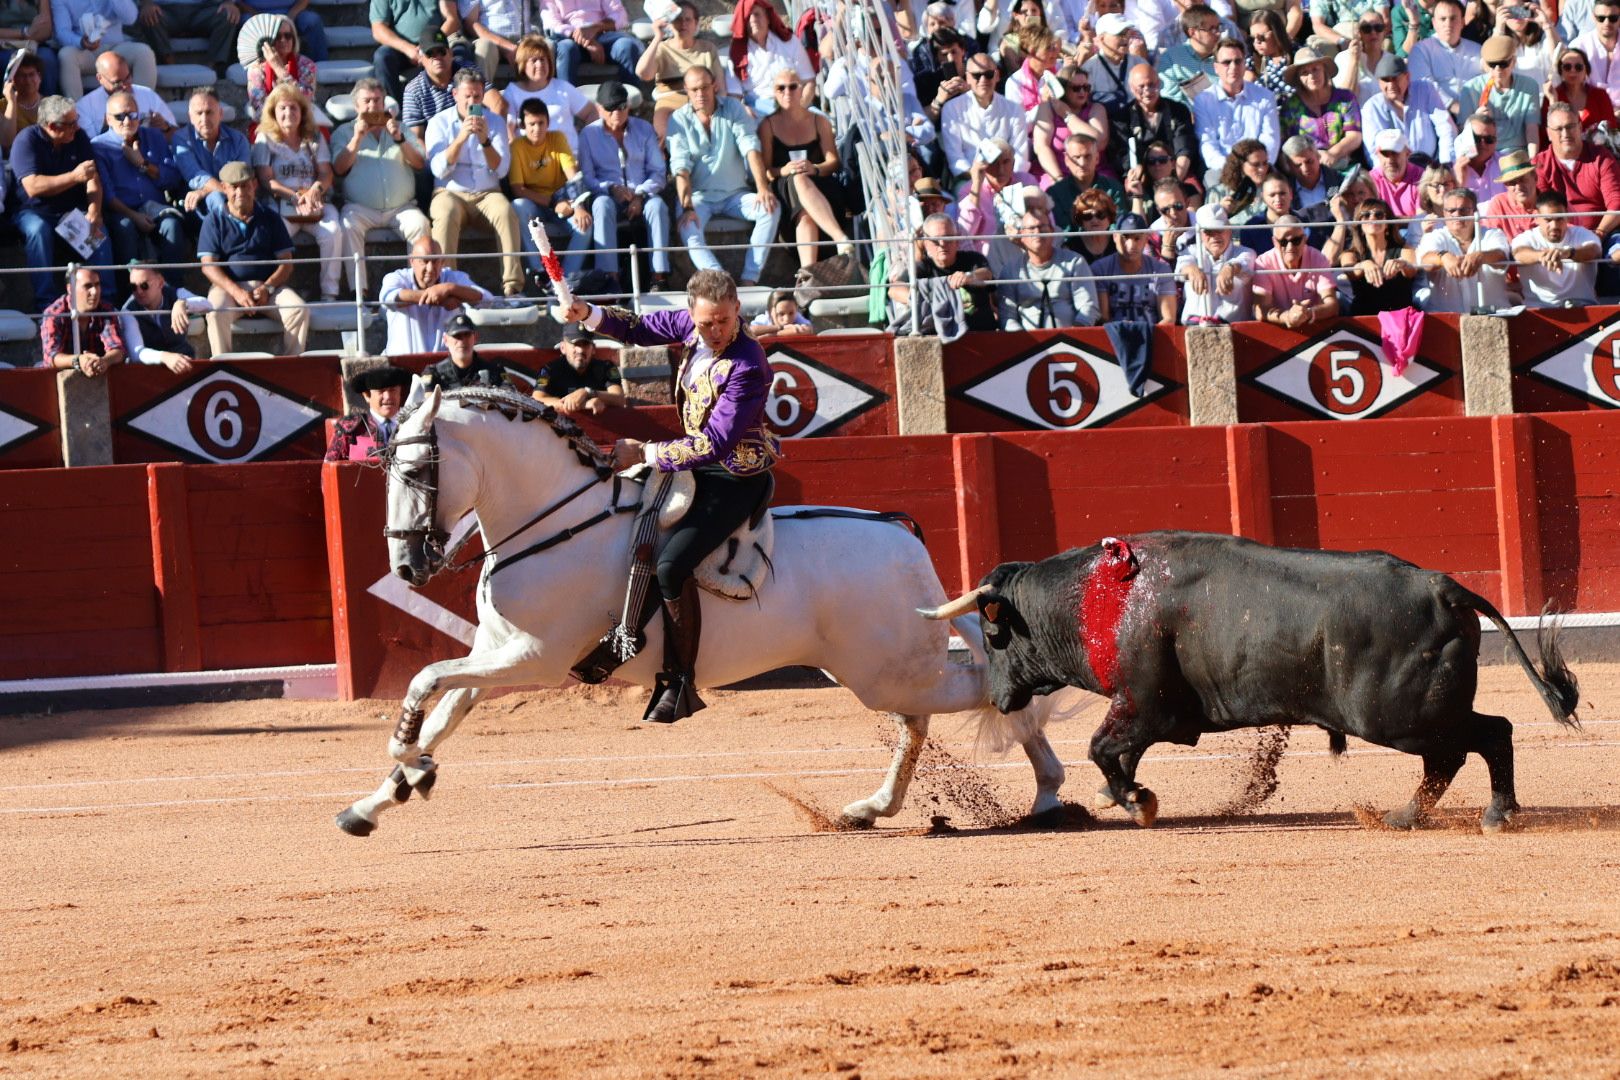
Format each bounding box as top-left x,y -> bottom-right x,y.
347,365 -> 413,396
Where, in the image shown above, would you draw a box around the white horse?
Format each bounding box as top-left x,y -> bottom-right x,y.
335,387 -> 1067,836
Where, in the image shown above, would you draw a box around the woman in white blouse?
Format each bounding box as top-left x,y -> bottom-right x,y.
252,83 -> 345,302
488,34 -> 596,152
731,0 -> 813,115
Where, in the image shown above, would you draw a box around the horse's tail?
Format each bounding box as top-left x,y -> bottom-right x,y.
950,612 -> 1079,755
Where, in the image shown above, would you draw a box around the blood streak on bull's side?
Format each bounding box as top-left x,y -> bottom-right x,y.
1076,537 -> 1144,695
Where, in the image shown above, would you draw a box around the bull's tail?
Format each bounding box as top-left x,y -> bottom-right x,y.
1454,587 -> 1581,728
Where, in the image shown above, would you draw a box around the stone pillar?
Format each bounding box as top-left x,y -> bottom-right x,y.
338,354 -> 389,414
1460,315 -> 1514,416
57,369 -> 113,466
893,334 -> 947,435
1184,325 -> 1238,426
619,345 -> 673,405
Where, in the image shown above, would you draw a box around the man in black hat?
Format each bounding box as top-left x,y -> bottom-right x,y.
413,311 -> 509,395
576,79 -> 671,290
400,28 -> 461,211
533,323 -> 624,415
327,365 -> 414,461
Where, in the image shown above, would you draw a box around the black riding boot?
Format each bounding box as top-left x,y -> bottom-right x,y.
643,576 -> 705,723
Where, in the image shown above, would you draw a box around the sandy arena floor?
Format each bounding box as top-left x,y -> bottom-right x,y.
2,664 -> 1619,1079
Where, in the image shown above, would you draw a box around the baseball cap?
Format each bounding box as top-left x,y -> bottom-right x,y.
596,81 -> 629,110
219,160 -> 254,185
560,322 -> 592,343
1195,203 -> 1230,229
1374,53 -> 1407,78
1117,211 -> 1149,231
1095,12 -> 1134,36
1374,128 -> 1409,154
446,311 -> 478,337
418,27 -> 450,52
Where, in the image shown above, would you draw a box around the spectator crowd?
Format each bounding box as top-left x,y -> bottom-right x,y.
8,0 -> 1620,365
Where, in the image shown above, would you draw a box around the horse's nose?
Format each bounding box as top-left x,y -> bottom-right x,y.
395,564 -> 417,583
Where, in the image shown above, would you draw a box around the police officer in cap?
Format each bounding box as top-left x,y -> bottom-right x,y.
413,311 -> 509,397
327,365 -> 413,461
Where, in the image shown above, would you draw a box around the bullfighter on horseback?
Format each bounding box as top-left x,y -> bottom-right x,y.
561,269 -> 780,724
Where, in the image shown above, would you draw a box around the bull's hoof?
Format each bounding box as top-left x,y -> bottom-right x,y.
1481,805 -> 1519,834
1383,807 -> 1422,831
1126,788 -> 1159,828
1093,785 -> 1119,810
335,808 -> 376,837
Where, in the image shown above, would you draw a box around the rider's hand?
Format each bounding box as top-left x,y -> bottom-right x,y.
610,438 -> 644,469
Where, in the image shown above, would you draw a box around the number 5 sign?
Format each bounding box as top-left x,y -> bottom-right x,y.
953,337 -> 1170,430
1248,327 -> 1446,420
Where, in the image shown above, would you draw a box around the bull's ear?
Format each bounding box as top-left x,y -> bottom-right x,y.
978,592 -> 1013,650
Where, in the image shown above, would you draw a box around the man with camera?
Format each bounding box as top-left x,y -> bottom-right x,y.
333,76 -> 430,296
426,66 -> 523,297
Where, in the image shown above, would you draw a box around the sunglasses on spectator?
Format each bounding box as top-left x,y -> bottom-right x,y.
134,280 -> 159,291
1598,11 -> 1620,19
276,30 -> 295,40
1251,30 -> 1274,40
967,69 -> 996,80
1562,61 -> 1587,71
776,82 -> 800,91
1068,82 -> 1090,92
1360,21 -> 1386,31
1475,133 -> 1497,143
111,110 -> 139,122
1080,210 -> 1107,219
1278,234 -> 1305,247
423,46 -> 449,58
1146,154 -> 1171,165
1214,57 -> 1243,65
1443,205 -> 1470,216
1487,59 -> 1512,68
1158,201 -> 1187,212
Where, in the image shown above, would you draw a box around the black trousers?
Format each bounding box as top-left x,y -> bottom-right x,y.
656,466 -> 771,600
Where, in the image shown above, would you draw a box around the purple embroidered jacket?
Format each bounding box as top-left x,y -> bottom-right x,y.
593,305 -> 780,476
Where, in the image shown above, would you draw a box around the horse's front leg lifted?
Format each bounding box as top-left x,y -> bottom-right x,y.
389,703 -> 427,764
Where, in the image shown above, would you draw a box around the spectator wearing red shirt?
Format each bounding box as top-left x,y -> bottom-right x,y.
1534,103 -> 1620,238
40,267 -> 127,376
1482,151 -> 1539,241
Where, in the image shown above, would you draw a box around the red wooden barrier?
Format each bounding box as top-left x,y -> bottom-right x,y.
1530,411 -> 1620,612
0,369 -> 62,469
0,464 -> 160,679
1508,306 -> 1620,413
943,327 -> 1191,431
1233,315 -> 1464,422
110,358 -> 342,464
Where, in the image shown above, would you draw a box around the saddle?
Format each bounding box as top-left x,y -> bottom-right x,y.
569,466 -> 776,685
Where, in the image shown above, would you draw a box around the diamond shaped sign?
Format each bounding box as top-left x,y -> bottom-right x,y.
120,365 -> 332,462
762,346 -> 887,438
1522,311 -> 1620,408
952,335 -> 1172,430
0,399 -> 50,458
1246,324 -> 1447,420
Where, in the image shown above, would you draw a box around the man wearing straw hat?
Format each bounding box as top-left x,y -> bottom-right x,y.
1481,150 -> 1539,240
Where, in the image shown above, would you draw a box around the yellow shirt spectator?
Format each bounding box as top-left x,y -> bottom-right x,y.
510,130 -> 576,203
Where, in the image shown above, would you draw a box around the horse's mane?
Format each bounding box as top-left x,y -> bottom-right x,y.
392,386 -> 613,477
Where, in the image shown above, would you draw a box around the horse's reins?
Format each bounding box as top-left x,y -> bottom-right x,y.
383,428 -> 637,579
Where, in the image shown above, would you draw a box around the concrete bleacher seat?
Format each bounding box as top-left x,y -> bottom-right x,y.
467,304 -> 541,327
808,294 -> 871,319
630,19 -> 654,41
211,350 -> 277,359
316,59 -> 375,84
326,25 -> 379,49
0,310 -> 36,342
309,305 -> 378,333
155,63 -> 216,89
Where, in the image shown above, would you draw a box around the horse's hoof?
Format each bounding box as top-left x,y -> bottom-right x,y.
335,808 -> 376,837
413,766 -> 438,800
1126,788 -> 1159,828
1093,786 -> 1119,810
836,813 -> 875,831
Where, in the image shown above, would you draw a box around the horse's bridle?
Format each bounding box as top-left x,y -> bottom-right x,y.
382,423 -> 634,580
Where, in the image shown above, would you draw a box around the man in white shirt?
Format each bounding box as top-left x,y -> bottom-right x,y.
1418,186 -> 1515,312
1176,203 -> 1254,323
117,262 -> 208,372
1192,37 -> 1280,176
940,52 -> 1029,178
425,67 -> 523,297
1512,188 -> 1602,306
75,50 -> 175,135
1571,0 -> 1620,111
1408,0 -> 1481,111
997,209 -> 1100,329
380,236 -> 491,354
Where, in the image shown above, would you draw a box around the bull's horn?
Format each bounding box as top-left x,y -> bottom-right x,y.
917,585 -> 993,620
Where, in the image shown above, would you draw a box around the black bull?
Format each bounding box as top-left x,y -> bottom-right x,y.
924,531 -> 1580,832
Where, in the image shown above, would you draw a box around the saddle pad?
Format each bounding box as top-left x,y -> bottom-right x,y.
633,468 -> 775,602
